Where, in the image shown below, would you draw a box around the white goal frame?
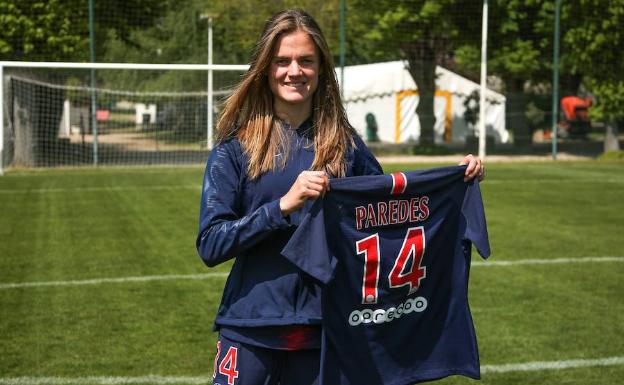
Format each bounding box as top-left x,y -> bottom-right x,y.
0,61 -> 249,175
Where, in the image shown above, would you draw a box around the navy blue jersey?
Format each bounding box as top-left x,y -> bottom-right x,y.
196,119 -> 383,337
282,166 -> 490,385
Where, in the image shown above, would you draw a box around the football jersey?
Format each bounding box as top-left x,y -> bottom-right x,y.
281,165 -> 490,385
196,119 -> 382,336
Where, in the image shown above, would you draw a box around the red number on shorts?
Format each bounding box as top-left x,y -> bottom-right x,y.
356,227 -> 426,302
388,227 -> 426,294
213,341 -> 221,379
218,346 -> 239,385
356,234 -> 381,304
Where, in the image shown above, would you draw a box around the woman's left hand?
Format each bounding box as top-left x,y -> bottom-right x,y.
459,154 -> 485,182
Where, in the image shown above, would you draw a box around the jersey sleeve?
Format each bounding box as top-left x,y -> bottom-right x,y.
462,180 -> 491,259
196,140 -> 291,267
350,134 -> 384,176
281,198 -> 335,284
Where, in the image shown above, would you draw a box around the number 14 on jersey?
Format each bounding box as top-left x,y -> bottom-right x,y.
356,226 -> 427,304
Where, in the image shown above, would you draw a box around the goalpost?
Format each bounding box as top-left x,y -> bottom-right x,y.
0,61 -> 249,174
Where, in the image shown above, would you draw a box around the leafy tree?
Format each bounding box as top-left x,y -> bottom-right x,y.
202,0 -> 342,64
562,0 -> 624,140
0,0 -> 169,165
559,1 -> 622,146
350,0 -> 481,146
93,0 -> 168,56
456,1 -> 623,148
456,1 -> 555,145
0,0 -> 168,62
0,0 -> 88,61
100,0 -> 343,89
98,0 -> 343,138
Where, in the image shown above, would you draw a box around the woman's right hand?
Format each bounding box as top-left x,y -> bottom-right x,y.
280,171 -> 330,216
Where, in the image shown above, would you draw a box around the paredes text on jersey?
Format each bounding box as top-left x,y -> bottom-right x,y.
355,197 -> 430,230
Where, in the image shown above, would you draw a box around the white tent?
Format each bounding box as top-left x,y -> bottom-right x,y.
338,61 -> 509,144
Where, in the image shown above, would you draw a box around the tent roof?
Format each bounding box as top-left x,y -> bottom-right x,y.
338,60 -> 505,103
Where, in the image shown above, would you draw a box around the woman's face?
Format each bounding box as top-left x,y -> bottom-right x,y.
268,30 -> 320,111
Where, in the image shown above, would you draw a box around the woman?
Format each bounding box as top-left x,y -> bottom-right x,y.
196,9 -> 484,385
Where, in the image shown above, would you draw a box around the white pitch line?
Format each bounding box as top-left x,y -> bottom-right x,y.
0,375 -> 211,385
1,178 -> 623,194
1,257 -> 622,291
0,185 -> 200,194
1,356 -> 623,384
0,273 -> 229,290
481,355 -> 624,374
483,178 -> 624,184
472,256 -> 624,267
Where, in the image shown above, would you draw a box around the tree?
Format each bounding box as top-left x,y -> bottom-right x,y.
202,0 -> 342,64
97,0 -> 344,138
100,0 -> 344,90
562,0 -> 624,151
0,0 -> 88,61
350,0 -> 481,146
0,0 -> 169,165
0,0 -> 168,62
457,1 -> 555,145
454,1 -> 623,149
93,0 -> 168,57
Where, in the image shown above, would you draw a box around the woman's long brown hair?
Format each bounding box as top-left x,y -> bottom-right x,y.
215,9 -> 355,179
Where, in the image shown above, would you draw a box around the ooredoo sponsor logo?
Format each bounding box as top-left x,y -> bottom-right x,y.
348,296 -> 428,326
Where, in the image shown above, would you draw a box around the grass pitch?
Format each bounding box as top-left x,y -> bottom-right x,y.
0,161 -> 623,384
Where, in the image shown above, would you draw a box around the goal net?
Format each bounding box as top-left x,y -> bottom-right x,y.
1,62 -> 247,171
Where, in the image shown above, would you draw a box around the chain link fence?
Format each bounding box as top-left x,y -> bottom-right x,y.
1,0 -> 622,169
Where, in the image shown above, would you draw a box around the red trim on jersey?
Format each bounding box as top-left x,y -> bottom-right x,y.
391,172 -> 407,195
281,325 -> 322,351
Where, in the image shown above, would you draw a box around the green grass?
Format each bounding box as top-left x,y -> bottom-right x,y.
1,161 -> 623,384
598,150 -> 624,161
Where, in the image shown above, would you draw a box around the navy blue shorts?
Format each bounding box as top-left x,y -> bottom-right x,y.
212,333 -> 320,385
